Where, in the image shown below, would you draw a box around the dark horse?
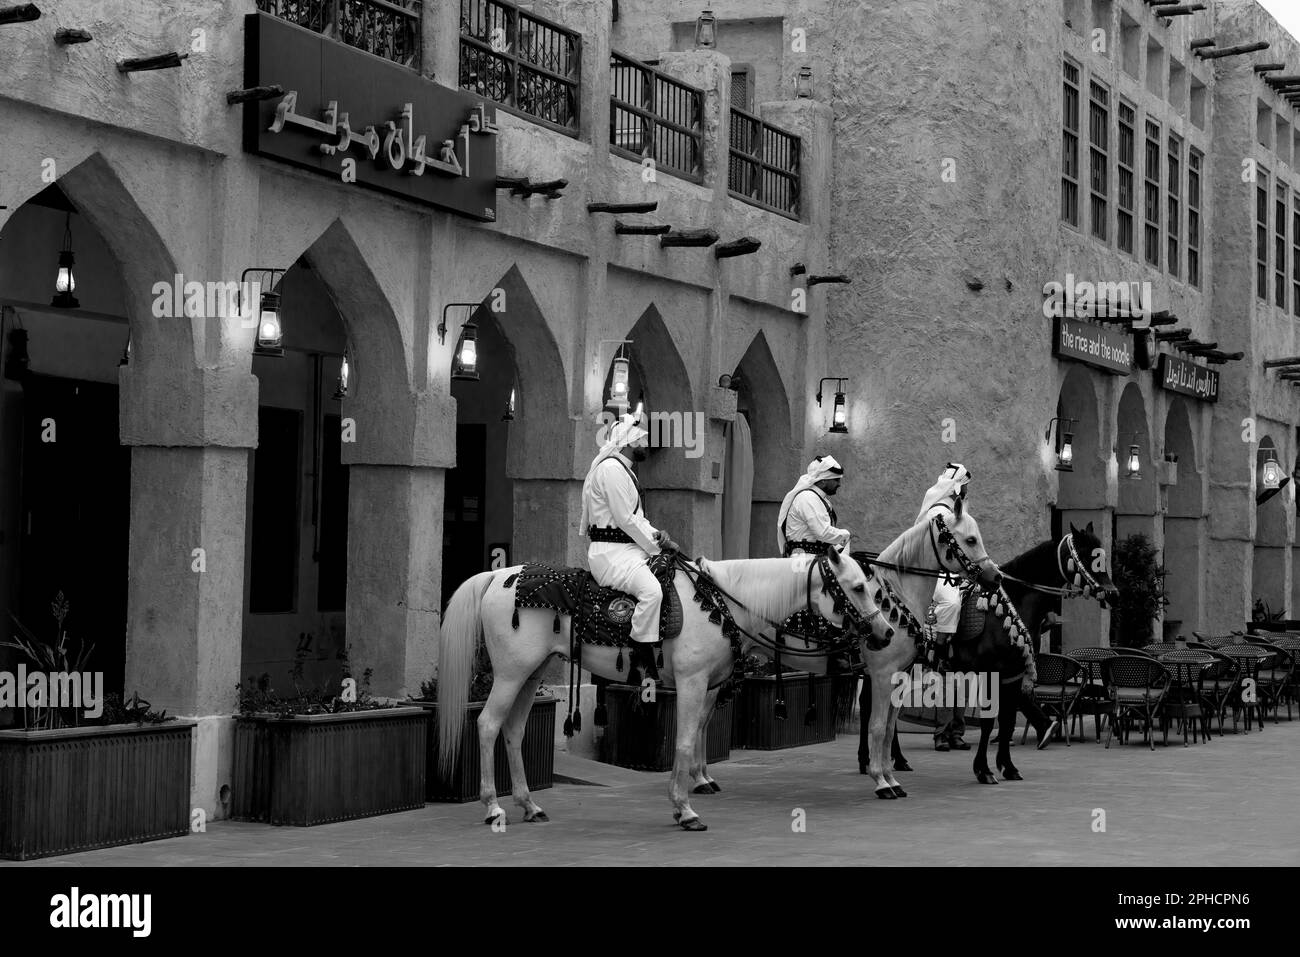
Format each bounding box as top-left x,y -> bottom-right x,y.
859,523 -> 1118,782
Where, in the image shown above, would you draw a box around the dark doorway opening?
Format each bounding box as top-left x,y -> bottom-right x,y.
443,424 -> 486,608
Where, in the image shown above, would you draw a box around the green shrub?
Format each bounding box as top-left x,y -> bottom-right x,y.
1109,533 -> 1170,648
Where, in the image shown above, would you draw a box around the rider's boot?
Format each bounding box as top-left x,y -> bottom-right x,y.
631,641 -> 661,683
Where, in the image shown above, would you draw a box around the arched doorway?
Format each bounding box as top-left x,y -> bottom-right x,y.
1161,398 -> 1203,639
1253,433 -> 1289,619
1054,366 -> 1109,650
241,257 -> 349,690
0,182 -> 132,720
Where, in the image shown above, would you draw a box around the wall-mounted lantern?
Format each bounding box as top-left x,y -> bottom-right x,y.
333,352 -> 349,399
1045,416 -> 1077,472
451,319 -> 479,381
1115,432 -> 1145,480
816,377 -> 848,434
241,267 -> 286,357
1261,449 -> 1284,490
796,66 -> 812,98
695,10 -> 717,48
51,212 -> 79,309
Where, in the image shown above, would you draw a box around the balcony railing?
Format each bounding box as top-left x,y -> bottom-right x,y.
728,107 -> 801,219
459,0 -> 581,134
609,52 -> 703,183
255,0 -> 422,70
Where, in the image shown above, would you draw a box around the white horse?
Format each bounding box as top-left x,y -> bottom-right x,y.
859,505 -> 1003,799
436,548 -> 894,831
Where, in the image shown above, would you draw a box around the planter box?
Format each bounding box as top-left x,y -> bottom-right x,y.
0,720 -> 194,861
732,674 -> 845,750
232,707 -> 425,826
413,696 -> 555,803
599,684 -> 732,771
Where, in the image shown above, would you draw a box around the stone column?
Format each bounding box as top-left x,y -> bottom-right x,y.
424,0 -> 462,87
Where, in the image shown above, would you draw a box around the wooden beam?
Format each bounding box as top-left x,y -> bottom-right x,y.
1156,4 -> 1206,16
614,222 -> 671,235
1190,39 -> 1216,50
1149,310 -> 1178,326
1155,329 -> 1192,341
0,4 -> 40,24
659,228 -> 718,248
807,274 -> 852,286
53,27 -> 91,43
1197,41 -> 1269,59
1263,356 -> 1300,368
117,51 -> 188,72
226,84 -> 284,105
715,236 -> 762,258
1255,63 -> 1287,73
587,201 -> 658,214
1203,350 -> 1244,364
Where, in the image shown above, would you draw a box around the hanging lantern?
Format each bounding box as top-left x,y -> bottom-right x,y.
1261,451 -> 1283,490
609,352 -> 630,409
51,213 -> 79,309
1056,431 -> 1074,471
452,320 -> 479,381
502,387 -> 516,421
333,353 -> 349,400
694,9 -> 717,48
796,66 -> 812,98
1126,443 -> 1141,479
830,389 -> 848,433
254,290 -> 283,357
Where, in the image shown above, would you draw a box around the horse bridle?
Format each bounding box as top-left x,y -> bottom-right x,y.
1057,532 -> 1108,598
929,511 -> 992,588
810,552 -> 884,638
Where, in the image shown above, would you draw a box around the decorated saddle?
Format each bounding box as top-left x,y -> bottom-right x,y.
506,553 -> 683,648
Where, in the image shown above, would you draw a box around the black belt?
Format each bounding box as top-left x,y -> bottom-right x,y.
783,540 -> 833,557
588,526 -> 635,543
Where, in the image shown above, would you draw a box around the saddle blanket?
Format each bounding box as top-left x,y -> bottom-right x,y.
507,555 -> 682,646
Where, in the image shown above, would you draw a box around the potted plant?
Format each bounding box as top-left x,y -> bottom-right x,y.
1109,534 -> 1170,649
731,653 -> 844,750
598,681 -> 733,772
410,645 -> 556,803
231,648 -> 425,825
0,594 -> 194,861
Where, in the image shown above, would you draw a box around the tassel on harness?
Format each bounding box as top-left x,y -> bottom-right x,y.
511,608 -> 519,629
615,648 -> 624,673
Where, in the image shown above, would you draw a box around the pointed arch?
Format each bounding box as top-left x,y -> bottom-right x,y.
1116,381 -> 1156,515
732,332 -> 796,500
1056,365 -> 1105,509
1163,398 -> 1201,517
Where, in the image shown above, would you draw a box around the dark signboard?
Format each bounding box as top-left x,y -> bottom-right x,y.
1157,353 -> 1219,402
1052,316 -> 1133,375
243,13 -> 498,221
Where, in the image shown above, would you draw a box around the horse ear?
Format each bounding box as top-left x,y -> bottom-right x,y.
827,546 -> 842,565
1069,522 -> 1079,535
1085,521 -> 1095,534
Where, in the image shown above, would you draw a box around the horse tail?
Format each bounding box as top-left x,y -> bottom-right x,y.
438,571 -> 495,775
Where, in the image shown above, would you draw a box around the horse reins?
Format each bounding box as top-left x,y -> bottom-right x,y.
998,532 -> 1107,599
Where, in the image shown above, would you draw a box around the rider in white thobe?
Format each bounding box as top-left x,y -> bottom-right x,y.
777,455 -> 851,557
581,415 -> 678,681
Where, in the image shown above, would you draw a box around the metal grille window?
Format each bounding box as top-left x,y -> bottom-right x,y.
609,51 -> 704,182
256,0 -> 422,69
1088,80 -> 1109,241
1167,134 -> 1181,279
459,0 -> 581,134
1258,170 -> 1269,300
1277,183 -> 1288,309
731,68 -> 752,112
1144,119 -> 1160,268
1118,101 -> 1135,255
728,107 -> 801,218
1187,149 -> 1201,288
1292,192 -> 1300,316
1062,60 -> 1080,227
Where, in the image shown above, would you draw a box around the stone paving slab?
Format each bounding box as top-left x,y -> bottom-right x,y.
5,722 -> 1299,867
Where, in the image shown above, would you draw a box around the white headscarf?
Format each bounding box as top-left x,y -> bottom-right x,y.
915,462 -> 971,525
776,455 -> 844,551
579,414 -> 650,532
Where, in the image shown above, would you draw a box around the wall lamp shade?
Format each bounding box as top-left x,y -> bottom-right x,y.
452,321 -> 479,381
1126,444 -> 1141,480
51,214 -> 78,308
333,354 -> 349,399
254,291 -> 284,357
695,9 -> 716,48
1261,452 -> 1284,490
796,66 -> 812,98
1056,432 -> 1074,471
830,391 -> 848,433
609,355 -> 631,409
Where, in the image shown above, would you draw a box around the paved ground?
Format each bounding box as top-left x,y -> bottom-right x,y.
8,719 -> 1300,867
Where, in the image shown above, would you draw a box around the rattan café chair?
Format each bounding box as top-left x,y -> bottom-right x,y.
1102,655 -> 1171,750
1019,653 -> 1083,747
1157,650 -> 1215,746
1067,647 -> 1118,742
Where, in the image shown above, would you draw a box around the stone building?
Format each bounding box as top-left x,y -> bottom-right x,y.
0,0 -> 829,812
617,0 -> 1300,648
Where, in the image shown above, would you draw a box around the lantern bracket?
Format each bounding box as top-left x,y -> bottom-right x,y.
238,267 -> 286,318
1044,416 -> 1077,444
439,302 -> 482,345
816,377 -> 847,406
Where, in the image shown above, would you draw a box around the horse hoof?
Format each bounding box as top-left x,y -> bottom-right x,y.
678,817 -> 708,832
890,785 -> 908,798
693,783 -> 713,795
975,770 -> 999,785
484,810 -> 507,825
893,760 -> 913,772
524,810 -> 549,823
875,788 -> 898,800
998,765 -> 1023,781
708,780 -> 722,792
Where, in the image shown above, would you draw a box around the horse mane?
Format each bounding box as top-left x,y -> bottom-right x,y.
876,520 -> 931,579
699,557 -> 808,624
